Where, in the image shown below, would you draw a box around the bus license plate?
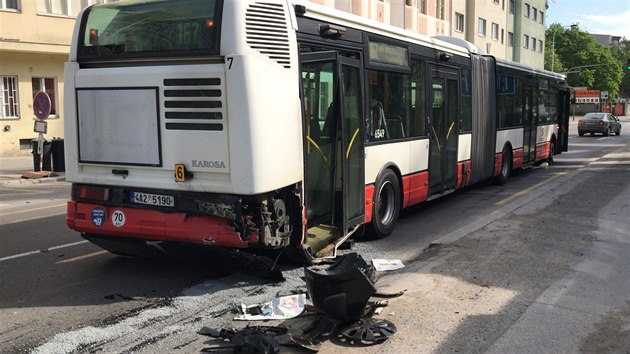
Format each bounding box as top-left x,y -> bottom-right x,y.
131,192 -> 174,207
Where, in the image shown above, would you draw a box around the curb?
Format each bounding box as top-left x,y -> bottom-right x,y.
0,176 -> 66,187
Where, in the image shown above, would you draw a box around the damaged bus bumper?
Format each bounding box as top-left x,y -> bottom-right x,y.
66,201 -> 257,248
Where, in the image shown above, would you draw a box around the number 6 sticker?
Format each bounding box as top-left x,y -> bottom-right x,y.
112,210 -> 126,228
175,164 -> 186,182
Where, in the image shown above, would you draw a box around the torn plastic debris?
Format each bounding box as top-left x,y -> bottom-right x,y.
234,294 -> 306,320
304,253 -> 376,321
372,258 -> 405,271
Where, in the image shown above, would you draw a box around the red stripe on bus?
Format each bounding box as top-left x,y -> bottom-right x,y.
494,153 -> 503,176
67,202 -> 251,248
364,185 -> 375,223
536,142 -> 550,161
402,171 -> 429,208
456,161 -> 472,189
513,148 -> 524,169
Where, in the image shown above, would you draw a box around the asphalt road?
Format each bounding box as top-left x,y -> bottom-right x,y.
1,119 -> 629,353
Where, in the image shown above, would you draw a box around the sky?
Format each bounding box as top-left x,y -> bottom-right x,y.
545,0 -> 630,39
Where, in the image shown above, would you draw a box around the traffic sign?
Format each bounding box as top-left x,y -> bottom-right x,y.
33,92 -> 51,120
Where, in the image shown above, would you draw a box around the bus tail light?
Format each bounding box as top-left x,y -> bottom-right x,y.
78,185 -> 111,201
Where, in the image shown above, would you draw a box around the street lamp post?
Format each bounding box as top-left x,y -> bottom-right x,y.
551,24 -> 577,72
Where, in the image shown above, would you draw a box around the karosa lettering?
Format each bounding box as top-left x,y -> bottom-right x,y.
192,160 -> 226,169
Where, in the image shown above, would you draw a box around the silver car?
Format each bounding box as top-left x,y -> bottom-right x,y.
578,113 -> 621,136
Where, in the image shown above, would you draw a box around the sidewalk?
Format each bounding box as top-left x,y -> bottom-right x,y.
0,156 -> 66,187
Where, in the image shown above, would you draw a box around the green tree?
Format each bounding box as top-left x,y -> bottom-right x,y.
546,24 -> 623,99
609,39 -> 630,95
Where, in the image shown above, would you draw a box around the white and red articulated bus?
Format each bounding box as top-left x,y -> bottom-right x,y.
64,0 -> 570,262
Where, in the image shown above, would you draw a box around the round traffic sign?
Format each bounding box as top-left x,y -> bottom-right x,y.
33,91 -> 51,120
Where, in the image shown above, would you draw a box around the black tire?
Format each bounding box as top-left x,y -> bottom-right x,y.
616,128 -> 621,136
367,169 -> 401,238
604,128 -> 610,136
547,140 -> 555,165
578,131 -> 584,137
494,148 -> 511,185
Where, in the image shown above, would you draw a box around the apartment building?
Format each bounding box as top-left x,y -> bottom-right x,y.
312,0 -> 451,36
0,1 -> 116,157
312,0 -> 546,67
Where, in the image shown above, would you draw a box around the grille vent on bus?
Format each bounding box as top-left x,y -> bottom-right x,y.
245,2 -> 291,69
163,78 -> 224,131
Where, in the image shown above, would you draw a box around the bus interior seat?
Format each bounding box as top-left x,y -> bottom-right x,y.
386,115 -> 405,139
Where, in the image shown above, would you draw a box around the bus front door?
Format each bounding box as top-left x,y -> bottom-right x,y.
300,52 -> 365,255
428,66 -> 459,196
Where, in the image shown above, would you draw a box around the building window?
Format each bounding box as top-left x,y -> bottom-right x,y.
491,23 -> 499,40
524,3 -> 530,17
418,0 -> 426,14
539,11 -> 544,24
538,39 -> 543,52
532,37 -> 537,51
478,18 -> 486,37
501,29 -> 504,44
455,13 -> 464,32
0,76 -> 19,119
435,0 -> 444,20
32,77 -> 57,117
533,8 -> 538,21
493,0 -> 499,4
38,0 -> 115,16
1,0 -> 20,10
509,0 -> 515,13
508,32 -> 514,46
523,34 -> 529,48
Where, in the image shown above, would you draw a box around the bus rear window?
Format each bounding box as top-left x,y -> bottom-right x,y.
78,0 -> 222,60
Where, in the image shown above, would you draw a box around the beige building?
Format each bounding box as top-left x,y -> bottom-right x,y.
0,1 -> 115,157
311,0 -> 451,36
312,0 -> 546,67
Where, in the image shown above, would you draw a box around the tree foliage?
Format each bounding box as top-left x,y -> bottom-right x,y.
545,23 -> 623,99
609,39 -> 630,95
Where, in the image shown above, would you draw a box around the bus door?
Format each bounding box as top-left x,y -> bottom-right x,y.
428,65 -> 459,196
300,52 -> 365,244
522,85 -> 538,164
558,89 -> 570,152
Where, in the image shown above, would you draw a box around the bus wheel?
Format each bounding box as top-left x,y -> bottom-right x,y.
368,169 -> 401,238
495,148 -> 511,185
547,139 -> 555,165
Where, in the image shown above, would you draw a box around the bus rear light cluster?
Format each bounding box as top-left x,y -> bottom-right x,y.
78,185 -> 111,201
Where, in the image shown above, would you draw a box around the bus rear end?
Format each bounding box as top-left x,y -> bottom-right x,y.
64,0 -> 304,257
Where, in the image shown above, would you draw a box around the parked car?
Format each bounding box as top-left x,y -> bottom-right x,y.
578,113 -> 621,136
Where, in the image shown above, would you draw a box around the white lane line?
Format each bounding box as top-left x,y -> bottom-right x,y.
0,240 -> 89,263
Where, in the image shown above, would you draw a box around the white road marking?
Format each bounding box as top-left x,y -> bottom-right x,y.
0,240 -> 89,263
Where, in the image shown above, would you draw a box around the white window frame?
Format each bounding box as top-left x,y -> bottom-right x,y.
524,34 -> 529,48
478,18 -> 486,37
539,11 -> 544,24
455,12 -> 464,33
532,37 -> 537,51
509,0 -> 515,14
508,32 -> 514,47
0,76 -> 20,119
418,0 -> 426,14
491,23 -> 499,40
38,0 -> 114,17
1,0 -> 20,10
538,39 -> 543,52
533,8 -> 538,21
32,77 -> 58,118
